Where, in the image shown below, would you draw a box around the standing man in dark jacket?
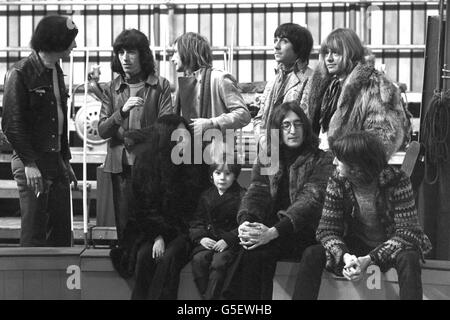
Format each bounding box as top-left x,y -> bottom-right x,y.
2,15 -> 79,246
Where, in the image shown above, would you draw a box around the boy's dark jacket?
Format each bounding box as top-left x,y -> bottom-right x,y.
189,182 -> 246,256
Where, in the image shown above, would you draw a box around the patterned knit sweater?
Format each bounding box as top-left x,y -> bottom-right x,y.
317,165 -> 432,273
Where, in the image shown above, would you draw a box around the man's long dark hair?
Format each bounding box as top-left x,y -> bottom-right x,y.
111,28 -> 156,78
131,114 -> 191,196
267,101 -> 319,156
330,131 -> 388,184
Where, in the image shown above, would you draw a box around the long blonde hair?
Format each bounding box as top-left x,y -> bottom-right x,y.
174,32 -> 213,73
319,28 -> 368,75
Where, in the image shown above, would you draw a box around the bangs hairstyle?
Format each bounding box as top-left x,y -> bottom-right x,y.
31,15 -> 78,52
174,32 -> 213,73
111,29 -> 155,78
267,101 -> 319,152
208,154 -> 242,179
330,131 -> 387,184
274,23 -> 313,63
319,28 -> 367,75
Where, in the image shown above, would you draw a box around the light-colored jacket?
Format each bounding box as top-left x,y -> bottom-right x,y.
253,62 -> 313,138
175,68 -> 251,130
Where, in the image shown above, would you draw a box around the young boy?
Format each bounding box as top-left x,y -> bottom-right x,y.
189,159 -> 246,300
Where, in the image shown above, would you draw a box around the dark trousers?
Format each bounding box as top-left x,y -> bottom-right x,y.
191,248 -> 237,300
225,236 -> 310,300
293,242 -> 423,300
131,235 -> 191,300
111,165 -> 134,244
11,153 -> 71,247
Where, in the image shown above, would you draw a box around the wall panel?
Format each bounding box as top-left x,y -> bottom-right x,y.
0,1 -> 440,95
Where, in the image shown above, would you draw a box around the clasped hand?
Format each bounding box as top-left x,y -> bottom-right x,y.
200,237 -> 228,252
342,253 -> 372,281
238,221 -> 277,250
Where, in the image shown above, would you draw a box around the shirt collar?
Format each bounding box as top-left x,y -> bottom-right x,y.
275,58 -> 308,75
114,73 -> 159,92
30,51 -> 56,76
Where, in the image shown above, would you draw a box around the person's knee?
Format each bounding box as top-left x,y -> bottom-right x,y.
301,245 -> 326,266
241,248 -> 271,265
210,255 -> 230,272
192,251 -> 209,267
395,250 -> 421,269
136,244 -> 153,265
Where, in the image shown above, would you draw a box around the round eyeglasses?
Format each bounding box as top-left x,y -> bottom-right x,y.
281,120 -> 303,132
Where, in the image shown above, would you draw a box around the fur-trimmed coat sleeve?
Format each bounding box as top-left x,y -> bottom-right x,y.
275,149 -> 335,238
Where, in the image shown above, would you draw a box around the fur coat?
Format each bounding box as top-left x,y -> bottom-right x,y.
304,56 -> 411,158
238,146 -> 335,245
189,182 -> 247,257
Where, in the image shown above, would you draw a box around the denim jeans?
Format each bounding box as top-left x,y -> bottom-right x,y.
293,240 -> 423,300
11,152 -> 71,247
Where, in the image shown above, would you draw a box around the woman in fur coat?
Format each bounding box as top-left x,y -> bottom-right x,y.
303,28 -> 410,158
222,101 -> 334,300
109,114 -> 208,300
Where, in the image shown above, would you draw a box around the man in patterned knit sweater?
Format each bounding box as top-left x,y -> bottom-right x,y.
292,131 -> 431,300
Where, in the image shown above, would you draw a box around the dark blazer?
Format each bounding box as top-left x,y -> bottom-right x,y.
2,51 -> 71,165
189,182 -> 246,256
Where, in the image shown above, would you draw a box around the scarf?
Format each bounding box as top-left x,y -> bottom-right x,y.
175,67 -> 212,120
319,77 -> 342,133
270,63 -> 296,108
198,67 -> 212,119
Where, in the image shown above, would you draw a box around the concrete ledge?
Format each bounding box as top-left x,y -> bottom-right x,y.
2,247 -> 450,300
0,247 -> 83,299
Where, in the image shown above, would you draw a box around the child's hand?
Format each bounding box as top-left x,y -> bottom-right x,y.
200,237 -> 217,250
212,239 -> 228,252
